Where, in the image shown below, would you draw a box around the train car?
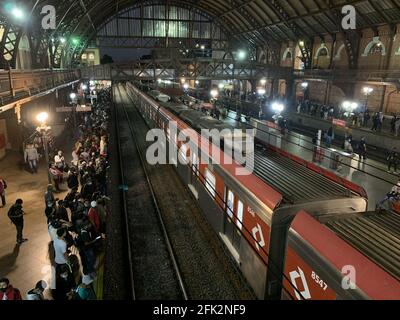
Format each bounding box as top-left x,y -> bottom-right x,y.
124,82 -> 400,300
147,89 -> 170,102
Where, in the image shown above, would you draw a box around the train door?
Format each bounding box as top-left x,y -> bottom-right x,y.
188,152 -> 199,198
223,188 -> 242,253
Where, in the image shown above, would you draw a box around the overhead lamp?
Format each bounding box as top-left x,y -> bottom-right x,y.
301,82 -> 309,89
59,37 -> 66,44
183,83 -> 189,90
70,93 -> 77,100
210,89 -> 219,99
81,84 -> 88,90
195,80 -> 199,85
36,112 -> 48,124
363,86 -> 373,95
11,7 -> 24,19
299,41 -> 305,47
260,78 -> 267,85
200,45 -> 205,50
272,102 -> 284,113
257,88 -> 266,95
218,83 -> 224,89
237,50 -> 246,60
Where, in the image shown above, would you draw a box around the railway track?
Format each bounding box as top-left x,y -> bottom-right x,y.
115,84 -> 255,300
114,85 -> 187,300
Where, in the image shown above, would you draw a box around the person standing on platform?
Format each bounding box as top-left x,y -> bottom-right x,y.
358,137 -> 367,161
7,199 -> 27,244
54,150 -> 66,172
0,177 -> 7,207
387,147 -> 399,173
24,143 -> 39,174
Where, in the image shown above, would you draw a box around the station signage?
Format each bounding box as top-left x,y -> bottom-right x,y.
56,105 -> 92,112
332,118 -> 346,127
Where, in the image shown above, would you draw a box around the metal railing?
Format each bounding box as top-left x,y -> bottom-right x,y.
0,68 -> 79,106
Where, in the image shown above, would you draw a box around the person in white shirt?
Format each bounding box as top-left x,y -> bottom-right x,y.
54,151 -> 65,170
54,228 -> 69,280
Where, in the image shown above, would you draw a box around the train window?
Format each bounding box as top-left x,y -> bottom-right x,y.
191,152 -> 199,174
227,190 -> 235,219
236,200 -> 244,230
205,168 -> 216,198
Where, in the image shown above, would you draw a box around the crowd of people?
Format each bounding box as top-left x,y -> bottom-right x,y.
296,99 -> 400,136
2,86 -> 111,300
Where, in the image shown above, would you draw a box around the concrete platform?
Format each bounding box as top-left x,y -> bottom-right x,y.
0,151 -> 68,299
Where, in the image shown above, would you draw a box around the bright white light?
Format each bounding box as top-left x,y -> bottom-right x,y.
210,89 -> 219,99
351,102 -> 358,110
257,88 -> 266,95
218,83 -> 224,89
157,79 -> 162,83
181,78 -> 186,84
36,112 -> 48,124
11,8 -> 24,19
165,80 -> 172,84
260,78 -> 267,85
342,101 -> 351,109
272,102 -> 284,113
183,83 -> 189,90
363,86 -> 373,94
301,82 -> 309,89
81,84 -> 88,90
70,93 -> 77,100
299,40 -> 305,47
89,80 -> 95,86
60,37 -> 66,44
237,50 -> 246,60
195,80 -> 199,85
200,45 -> 205,50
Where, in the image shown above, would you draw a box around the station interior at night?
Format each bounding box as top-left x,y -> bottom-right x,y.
0,0 -> 400,301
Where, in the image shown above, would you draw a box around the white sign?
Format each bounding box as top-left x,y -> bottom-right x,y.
251,223 -> 265,250
289,267 -> 311,300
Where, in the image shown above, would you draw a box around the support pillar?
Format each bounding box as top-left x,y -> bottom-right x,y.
285,79 -> 296,109
380,85 -> 387,112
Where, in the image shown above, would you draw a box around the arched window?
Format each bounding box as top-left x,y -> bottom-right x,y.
285,51 -> 292,59
318,48 -> 328,57
369,43 -> 383,55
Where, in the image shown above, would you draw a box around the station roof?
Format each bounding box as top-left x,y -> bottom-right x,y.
2,0 -> 400,57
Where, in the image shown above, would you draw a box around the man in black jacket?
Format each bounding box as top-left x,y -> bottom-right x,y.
8,199 -> 28,244
387,147 -> 399,173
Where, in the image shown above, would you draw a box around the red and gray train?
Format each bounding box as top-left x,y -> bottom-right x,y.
124,82 -> 400,300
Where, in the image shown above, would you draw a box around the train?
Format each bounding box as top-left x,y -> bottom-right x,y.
124,82 -> 400,300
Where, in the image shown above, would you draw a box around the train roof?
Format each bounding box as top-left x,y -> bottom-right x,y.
143,87 -> 361,205
253,146 -> 356,204
320,210 -> 400,281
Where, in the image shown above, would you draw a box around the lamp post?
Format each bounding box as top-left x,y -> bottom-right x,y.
257,88 -> 266,119
210,89 -> 219,117
36,112 -> 52,184
363,86 -> 373,110
70,92 -> 77,129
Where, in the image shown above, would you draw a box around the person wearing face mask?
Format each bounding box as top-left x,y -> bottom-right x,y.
26,280 -> 47,300
53,265 -> 76,300
0,278 -> 22,300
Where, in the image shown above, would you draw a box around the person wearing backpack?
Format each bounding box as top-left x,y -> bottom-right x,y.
8,199 -> 27,244
0,278 -> 22,300
0,177 -> 6,207
70,274 -> 96,300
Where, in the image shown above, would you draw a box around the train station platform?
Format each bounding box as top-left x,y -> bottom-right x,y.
222,110 -> 396,210
0,151 -> 68,298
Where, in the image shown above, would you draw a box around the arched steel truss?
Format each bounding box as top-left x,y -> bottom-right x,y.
1,0 -> 400,69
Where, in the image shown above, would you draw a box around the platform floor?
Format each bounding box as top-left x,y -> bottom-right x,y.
224,111 -> 395,210
0,151 -> 68,299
